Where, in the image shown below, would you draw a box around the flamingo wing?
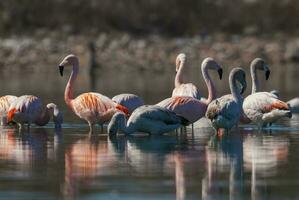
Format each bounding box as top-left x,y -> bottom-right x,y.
243,92 -> 291,123
8,95 -> 42,123
0,95 -> 17,115
112,93 -> 144,114
71,92 -> 128,124
157,96 -> 206,123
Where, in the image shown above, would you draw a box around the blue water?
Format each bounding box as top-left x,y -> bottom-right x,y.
0,115 -> 298,200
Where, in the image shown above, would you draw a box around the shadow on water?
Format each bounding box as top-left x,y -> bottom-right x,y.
0,122 -> 298,199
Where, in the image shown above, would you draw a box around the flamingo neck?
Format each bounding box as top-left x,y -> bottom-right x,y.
175,59 -> 185,87
230,73 -> 242,104
250,62 -> 259,94
201,63 -> 216,104
35,107 -> 50,126
65,61 -> 79,107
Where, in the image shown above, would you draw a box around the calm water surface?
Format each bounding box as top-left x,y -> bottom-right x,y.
0,115 -> 298,200
0,62 -> 298,199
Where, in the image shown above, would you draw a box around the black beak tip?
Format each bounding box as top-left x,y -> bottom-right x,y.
265,70 -> 270,80
59,66 -> 64,77
218,69 -> 223,80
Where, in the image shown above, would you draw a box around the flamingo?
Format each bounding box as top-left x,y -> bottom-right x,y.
107,105 -> 183,135
7,95 -> 63,129
236,58 -> 270,124
243,92 -> 292,129
157,57 -> 222,124
112,93 -> 144,115
206,67 -> 247,133
172,53 -> 201,99
0,95 -> 17,125
58,54 -> 129,132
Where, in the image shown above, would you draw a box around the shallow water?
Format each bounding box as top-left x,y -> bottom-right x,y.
0,59 -> 299,199
0,115 -> 297,200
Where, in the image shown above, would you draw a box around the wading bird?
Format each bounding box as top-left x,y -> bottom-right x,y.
206,68 -> 247,133
7,95 -> 63,129
172,53 -> 201,99
157,57 -> 222,125
58,54 -> 129,132
108,105 -> 183,135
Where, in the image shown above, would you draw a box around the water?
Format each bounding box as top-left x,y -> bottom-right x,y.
0,60 -> 298,199
0,115 -> 297,200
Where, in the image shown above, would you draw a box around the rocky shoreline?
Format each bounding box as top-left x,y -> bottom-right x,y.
1,33 -> 299,73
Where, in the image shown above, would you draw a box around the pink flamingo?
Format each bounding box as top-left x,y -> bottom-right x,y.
172,53 -> 201,99
58,54 -> 129,132
7,95 -> 63,129
157,57 -> 222,124
0,95 -> 17,125
112,93 -> 144,115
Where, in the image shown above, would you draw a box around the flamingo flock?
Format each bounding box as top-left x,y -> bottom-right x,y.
1,53 -> 296,135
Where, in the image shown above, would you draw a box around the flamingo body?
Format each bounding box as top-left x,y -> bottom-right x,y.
243,92 -> 292,127
206,68 -> 247,131
112,93 -> 144,115
7,95 -> 42,126
0,95 -> 17,125
206,95 -> 242,130
172,84 -> 200,100
108,105 -> 182,135
157,96 -> 206,123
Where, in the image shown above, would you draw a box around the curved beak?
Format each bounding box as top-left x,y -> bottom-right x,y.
59,65 -> 64,77
217,68 -> 223,80
265,70 -> 270,80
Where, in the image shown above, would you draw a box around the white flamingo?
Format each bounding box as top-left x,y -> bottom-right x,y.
108,105 -> 183,135
172,53 -> 201,99
206,67 -> 247,133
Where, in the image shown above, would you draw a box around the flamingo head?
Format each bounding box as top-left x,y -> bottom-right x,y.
175,53 -> 186,72
107,112 -> 126,135
234,67 -> 247,94
202,57 -> 223,80
7,108 -> 18,123
58,54 -> 78,76
251,58 -> 270,80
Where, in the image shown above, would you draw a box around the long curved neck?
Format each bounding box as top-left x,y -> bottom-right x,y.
230,74 -> 242,104
202,64 -> 216,104
250,62 -> 259,94
35,107 -> 50,126
65,61 -> 79,107
175,59 -> 185,87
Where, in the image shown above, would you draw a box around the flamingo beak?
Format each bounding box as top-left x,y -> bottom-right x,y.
218,68 -> 223,80
59,65 -> 64,76
240,81 -> 247,94
265,70 -> 270,80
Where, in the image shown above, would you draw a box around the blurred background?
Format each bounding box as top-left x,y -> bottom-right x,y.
0,0 -> 298,121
